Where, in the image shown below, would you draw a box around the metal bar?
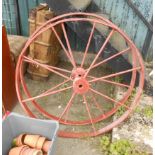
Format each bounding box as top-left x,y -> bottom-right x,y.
51,26 -> 76,67
90,88 -> 130,110
85,29 -> 115,77
88,75 -> 130,88
90,92 -> 103,113
23,56 -> 71,80
43,79 -> 70,94
88,47 -> 130,70
81,22 -> 96,67
89,67 -> 141,83
58,92 -> 76,121
24,59 -> 71,74
22,86 -> 72,102
142,16 -> 153,59
126,0 -> 153,32
83,95 -> 96,133
61,23 -> 76,68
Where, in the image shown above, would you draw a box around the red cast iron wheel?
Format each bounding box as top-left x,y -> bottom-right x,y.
15,12 -> 144,138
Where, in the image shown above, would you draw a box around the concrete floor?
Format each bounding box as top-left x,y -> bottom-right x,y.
13,104 -> 104,155
8,34 -> 153,154
13,61 -> 115,155
12,60 -> 153,154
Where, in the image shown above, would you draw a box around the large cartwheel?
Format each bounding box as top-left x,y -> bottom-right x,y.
16,12 -> 144,138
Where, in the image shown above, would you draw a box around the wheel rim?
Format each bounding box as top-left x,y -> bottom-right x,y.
15,12 -> 144,138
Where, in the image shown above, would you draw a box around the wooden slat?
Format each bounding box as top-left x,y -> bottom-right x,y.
126,0 -> 153,32
18,0 -> 29,36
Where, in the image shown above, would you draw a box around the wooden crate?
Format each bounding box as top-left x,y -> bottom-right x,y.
29,8 -> 37,53
27,63 -> 50,79
27,4 -> 62,80
29,41 -> 60,63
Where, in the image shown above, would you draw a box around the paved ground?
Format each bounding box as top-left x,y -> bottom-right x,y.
13,103 -> 105,155
13,61 -> 114,155
13,102 -> 105,155
112,76 -> 153,154
9,34 -> 153,155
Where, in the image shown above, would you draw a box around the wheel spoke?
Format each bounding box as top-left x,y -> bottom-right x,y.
88,47 -> 130,70
83,95 -> 96,133
61,23 -> 76,68
90,88 -> 130,110
22,86 -> 72,102
85,29 -> 115,77
89,67 -> 141,83
25,58 -> 71,74
49,65 -> 71,74
23,56 -> 71,80
81,22 -> 96,67
90,92 -> 104,113
51,26 -> 75,67
15,12 -> 145,138
44,79 -> 70,94
88,75 -> 130,88
58,92 -> 76,121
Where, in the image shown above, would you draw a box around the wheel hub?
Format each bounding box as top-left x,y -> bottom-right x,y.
73,77 -> 90,94
71,67 -> 85,79
71,68 -> 89,94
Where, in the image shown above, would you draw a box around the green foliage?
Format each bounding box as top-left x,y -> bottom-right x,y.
135,105 -> 153,119
135,107 -> 141,113
129,88 -> 136,99
116,106 -> 126,117
114,76 -> 124,83
100,135 -> 110,152
116,89 -> 137,117
100,137 -> 148,155
60,82 -> 69,88
109,139 -> 134,155
143,105 -> 153,119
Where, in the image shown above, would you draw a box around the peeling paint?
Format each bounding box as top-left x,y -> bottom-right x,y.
69,0 -> 152,61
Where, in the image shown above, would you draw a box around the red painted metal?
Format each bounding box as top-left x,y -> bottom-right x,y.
15,12 -> 144,138
73,77 -> 90,94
